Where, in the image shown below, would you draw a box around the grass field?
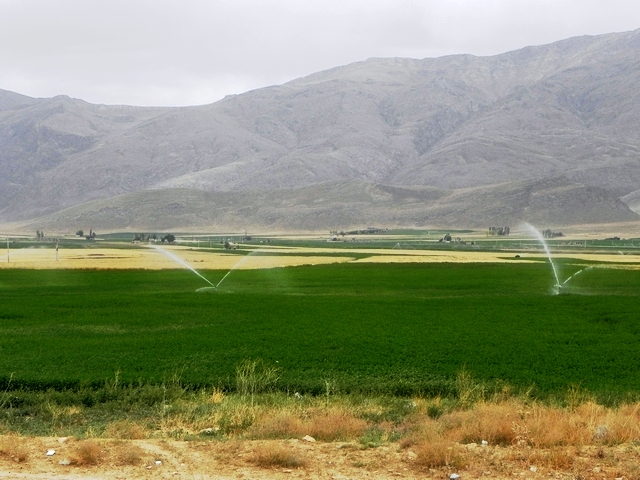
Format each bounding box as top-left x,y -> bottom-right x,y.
1,258 -> 639,401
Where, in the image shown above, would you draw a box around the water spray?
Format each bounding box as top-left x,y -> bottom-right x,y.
524,222 -> 562,292
152,245 -> 216,289
215,250 -> 258,288
562,267 -> 593,286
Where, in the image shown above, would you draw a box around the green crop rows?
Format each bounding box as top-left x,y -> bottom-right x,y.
1,261 -> 639,399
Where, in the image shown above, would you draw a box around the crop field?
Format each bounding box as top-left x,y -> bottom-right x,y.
1,249 -> 640,401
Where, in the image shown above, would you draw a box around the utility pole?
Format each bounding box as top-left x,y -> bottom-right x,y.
6,237 -> 8,263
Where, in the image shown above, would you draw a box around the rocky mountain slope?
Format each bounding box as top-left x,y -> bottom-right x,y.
1,29 -> 639,230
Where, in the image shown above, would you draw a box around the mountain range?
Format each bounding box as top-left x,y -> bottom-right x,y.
1,28 -> 640,231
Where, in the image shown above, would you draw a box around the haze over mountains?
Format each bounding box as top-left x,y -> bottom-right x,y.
1,29 -> 640,231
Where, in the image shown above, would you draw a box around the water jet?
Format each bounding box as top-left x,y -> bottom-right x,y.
524,222 -> 562,293
562,266 -> 593,286
152,246 -> 216,289
216,250 -> 259,288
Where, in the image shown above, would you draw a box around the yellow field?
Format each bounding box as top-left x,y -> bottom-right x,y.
2,243 -> 639,271
0,246 -> 354,270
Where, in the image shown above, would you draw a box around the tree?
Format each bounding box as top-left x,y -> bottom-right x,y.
76,230 -> 84,237
162,234 -> 176,244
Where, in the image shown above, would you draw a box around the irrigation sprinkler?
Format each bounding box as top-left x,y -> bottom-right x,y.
524,222 -> 562,292
152,245 -> 216,289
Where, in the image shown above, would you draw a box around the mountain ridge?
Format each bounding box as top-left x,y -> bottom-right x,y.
1,28 -> 639,230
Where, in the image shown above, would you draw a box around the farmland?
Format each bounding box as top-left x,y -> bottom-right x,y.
1,253 -> 640,400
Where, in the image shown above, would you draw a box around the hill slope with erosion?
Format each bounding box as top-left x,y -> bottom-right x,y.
1,29 -> 639,229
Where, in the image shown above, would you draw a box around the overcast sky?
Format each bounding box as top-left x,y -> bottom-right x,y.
1,0 -> 638,107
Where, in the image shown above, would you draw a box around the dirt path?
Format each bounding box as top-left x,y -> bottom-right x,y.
1,436 -> 637,480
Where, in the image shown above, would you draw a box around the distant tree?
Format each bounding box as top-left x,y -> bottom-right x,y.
162,234 -> 176,244
76,230 -> 84,237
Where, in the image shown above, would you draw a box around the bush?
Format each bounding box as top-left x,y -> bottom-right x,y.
70,440 -> 103,466
250,442 -> 306,468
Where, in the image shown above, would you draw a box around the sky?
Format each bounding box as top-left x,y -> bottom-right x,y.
0,0 -> 639,107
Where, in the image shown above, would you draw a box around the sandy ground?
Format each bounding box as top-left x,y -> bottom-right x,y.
1,436 -> 636,480
1,245 -> 639,271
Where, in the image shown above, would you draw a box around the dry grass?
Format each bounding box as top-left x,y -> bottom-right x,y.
69,440 -> 103,466
396,397 -> 640,477
249,442 -> 307,469
250,408 -> 368,441
444,402 -> 520,446
305,410 -> 368,441
0,435 -> 28,463
103,420 -> 148,440
211,388 -> 226,404
250,411 -> 305,438
414,441 -> 465,469
114,444 -> 147,466
526,446 -> 577,470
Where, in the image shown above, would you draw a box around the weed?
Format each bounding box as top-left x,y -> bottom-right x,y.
210,388 -> 225,404
0,435 -> 28,463
414,440 -> 465,469
250,411 -> 304,439
306,410 -> 368,441
527,446 -> 576,470
236,359 -> 280,405
103,420 -> 147,439
114,444 -> 146,465
250,442 -> 307,468
218,403 -> 256,435
444,402 -> 519,446
566,385 -> 594,411
0,373 -> 14,410
456,367 -> 485,407
70,440 -> 103,466
359,426 -> 385,448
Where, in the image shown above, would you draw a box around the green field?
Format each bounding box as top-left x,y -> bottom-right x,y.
1,260 -> 639,400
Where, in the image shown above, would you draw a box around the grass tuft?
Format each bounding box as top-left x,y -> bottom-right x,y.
0,435 -> 28,463
414,440 -> 465,469
70,440 -> 103,466
114,444 -> 146,465
103,420 -> 147,439
250,442 -> 307,468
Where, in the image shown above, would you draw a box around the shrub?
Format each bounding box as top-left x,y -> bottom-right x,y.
0,436 -> 28,463
250,442 -> 306,468
115,444 -> 146,465
305,410 -> 368,441
414,440 -> 465,469
236,359 -> 280,403
70,440 -> 103,466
